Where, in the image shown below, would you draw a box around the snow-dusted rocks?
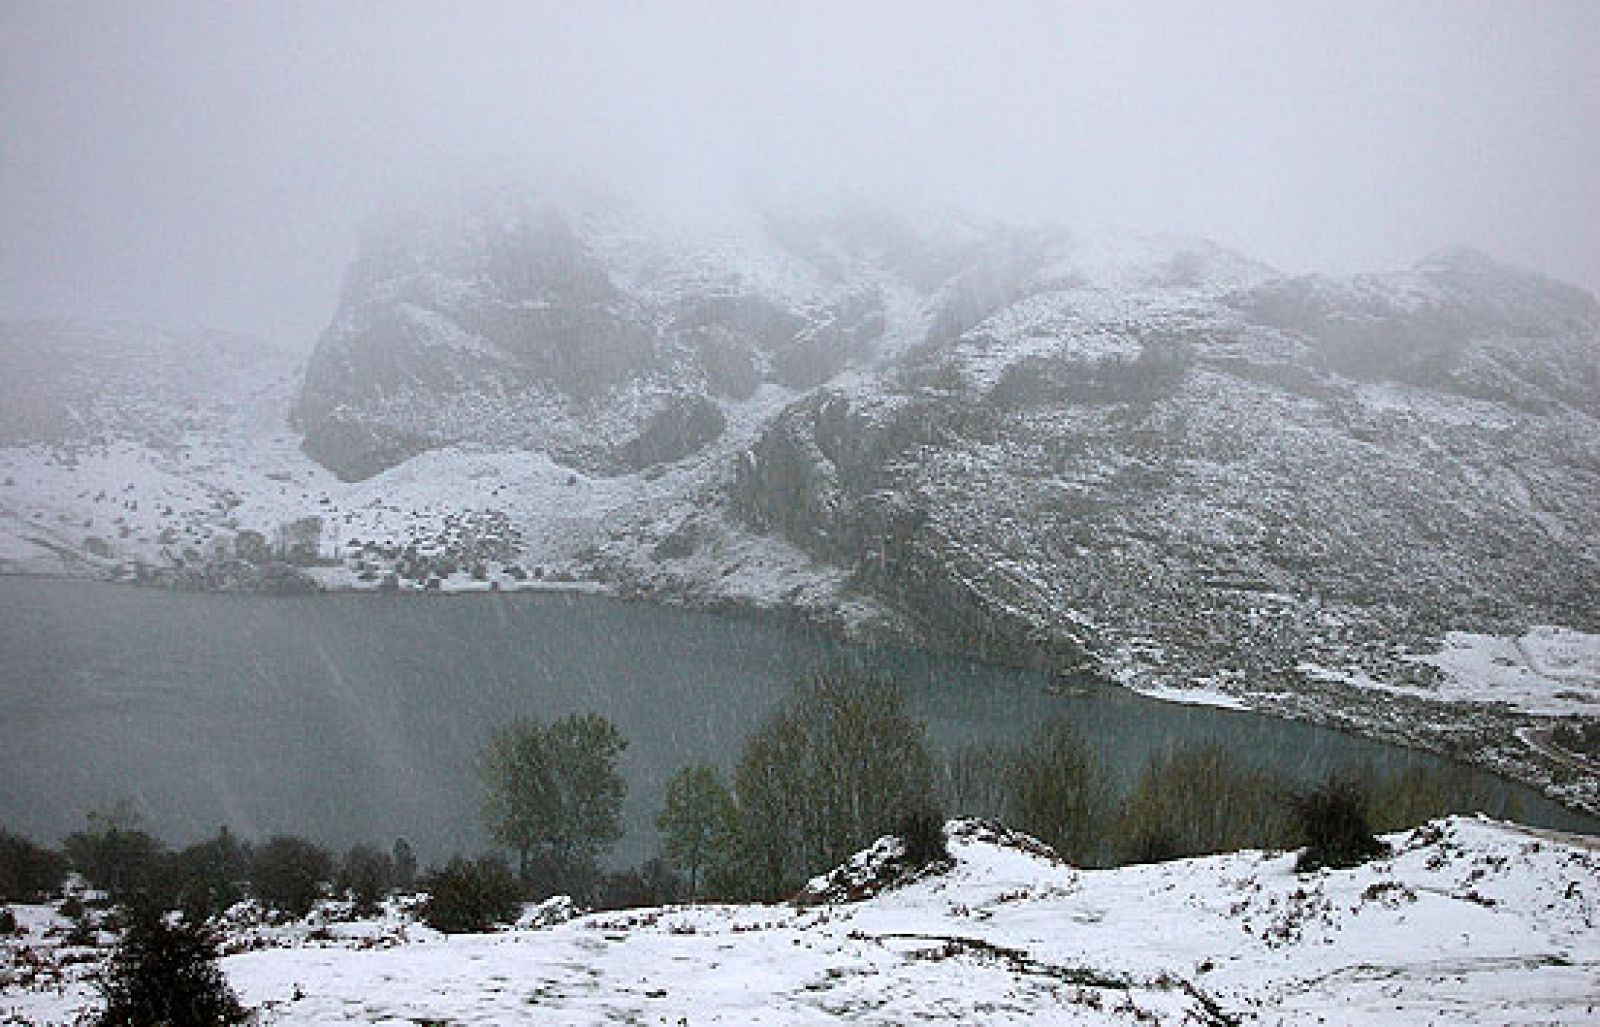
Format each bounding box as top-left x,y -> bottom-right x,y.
291,200 -> 971,482
5,816 -> 1596,1025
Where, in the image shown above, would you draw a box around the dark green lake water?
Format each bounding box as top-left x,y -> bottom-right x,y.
2,577 -> 1592,865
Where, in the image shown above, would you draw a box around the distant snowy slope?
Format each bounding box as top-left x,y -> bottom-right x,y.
0,320 -> 291,448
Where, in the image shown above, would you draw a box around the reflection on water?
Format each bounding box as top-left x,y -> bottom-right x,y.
1,578 -> 1592,865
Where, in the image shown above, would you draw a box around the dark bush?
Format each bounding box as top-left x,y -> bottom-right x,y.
595,858 -> 684,911
0,906 -> 16,934
1121,829 -> 1180,865
63,907 -> 99,947
391,838 -> 418,893
1293,775 -> 1388,872
420,856 -> 522,934
168,828 -> 252,922
339,844 -> 395,914
896,805 -> 949,868
519,851 -> 598,904
250,836 -> 333,917
1551,719 -> 1600,758
95,905 -> 247,1026
0,828 -> 68,902
63,807 -> 169,903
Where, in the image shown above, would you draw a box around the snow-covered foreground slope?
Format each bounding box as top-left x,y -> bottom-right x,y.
6,817 -> 1597,1025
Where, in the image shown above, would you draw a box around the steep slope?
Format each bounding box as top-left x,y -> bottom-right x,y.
715,243 -> 1599,798
292,200 -> 1010,480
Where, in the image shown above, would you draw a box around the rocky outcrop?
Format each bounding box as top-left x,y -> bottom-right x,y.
726,242 -> 1600,701
293,202 -> 995,480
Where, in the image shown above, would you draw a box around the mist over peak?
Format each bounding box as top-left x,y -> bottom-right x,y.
4,2 -> 1597,347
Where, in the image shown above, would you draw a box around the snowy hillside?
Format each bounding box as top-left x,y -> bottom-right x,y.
1,199 -> 1597,813
4,817 -> 1597,1025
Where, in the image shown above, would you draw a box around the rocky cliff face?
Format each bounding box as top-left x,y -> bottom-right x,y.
292,201 -> 999,481
726,242 -> 1600,697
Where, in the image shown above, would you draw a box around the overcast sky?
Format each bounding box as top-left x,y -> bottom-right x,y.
3,1 -> 1597,347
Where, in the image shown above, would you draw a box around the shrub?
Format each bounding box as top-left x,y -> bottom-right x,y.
0,828 -> 68,902
420,856 -> 521,934
167,828 -> 252,922
595,859 -> 685,911
1550,719 -> 1600,758
1293,775 -> 1388,872
1366,764 -> 1518,832
339,844 -> 395,914
1120,828 -> 1180,865
518,851 -> 599,905
62,812 -> 167,903
94,905 -> 247,1026
896,804 -> 949,868
63,906 -> 99,947
250,836 -> 333,917
0,906 -> 16,934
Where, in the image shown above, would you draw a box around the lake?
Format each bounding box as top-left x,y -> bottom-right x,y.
1,577 -> 1592,866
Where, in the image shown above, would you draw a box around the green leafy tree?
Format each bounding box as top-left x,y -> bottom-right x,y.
480,717 -> 559,879
656,764 -> 737,898
480,713 -> 628,893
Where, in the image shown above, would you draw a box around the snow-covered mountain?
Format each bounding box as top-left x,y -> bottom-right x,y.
1,198 -> 1596,810
293,199 -> 992,481
7,817 -> 1598,1025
